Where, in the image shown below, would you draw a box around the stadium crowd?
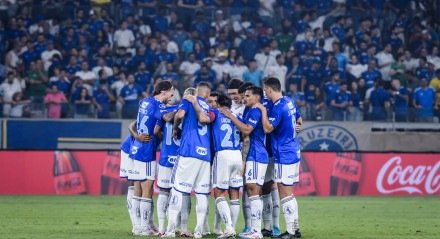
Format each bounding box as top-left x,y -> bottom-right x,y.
0,0 -> 439,122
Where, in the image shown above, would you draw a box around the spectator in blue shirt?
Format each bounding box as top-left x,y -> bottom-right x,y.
415,57 -> 433,81
93,80 -> 115,119
161,63 -> 180,87
324,72 -> 340,108
304,83 -> 317,120
390,79 -> 409,122
74,87 -> 92,119
240,29 -> 259,62
287,82 -> 306,115
134,61 -> 152,91
361,60 -> 382,89
331,81 -> 352,121
369,80 -> 390,121
413,78 -> 436,122
242,60 -> 263,87
119,74 -> 143,119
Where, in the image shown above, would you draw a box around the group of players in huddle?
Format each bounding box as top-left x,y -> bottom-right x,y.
118,77 -> 303,239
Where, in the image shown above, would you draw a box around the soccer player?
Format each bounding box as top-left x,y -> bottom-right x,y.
128,80 -> 174,236
155,87 -> 196,237
119,135 -> 136,232
220,86 -> 268,239
257,77 -> 302,239
211,93 -> 244,238
165,82 -> 215,238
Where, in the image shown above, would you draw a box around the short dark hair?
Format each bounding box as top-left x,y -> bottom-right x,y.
247,86 -> 264,99
228,78 -> 243,90
217,93 -> 232,108
238,82 -> 254,94
197,81 -> 212,90
153,80 -> 173,95
210,91 -> 220,98
263,77 -> 282,92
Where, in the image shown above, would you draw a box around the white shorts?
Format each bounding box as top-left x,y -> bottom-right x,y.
157,165 -> 173,189
245,161 -> 268,186
127,159 -> 156,181
212,150 -> 244,190
273,162 -> 300,186
264,157 -> 275,183
172,156 -> 211,194
119,151 -> 129,178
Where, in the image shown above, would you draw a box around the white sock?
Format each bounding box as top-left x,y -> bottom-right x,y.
140,197 -> 153,229
249,195 -> 262,233
127,186 -> 135,227
149,200 -> 155,226
180,194 -> 191,232
281,196 -> 296,235
230,199 -> 240,228
157,191 -> 170,233
243,191 -> 251,228
292,196 -> 299,230
215,206 -> 222,232
132,196 -> 141,229
166,189 -> 183,233
216,197 -> 233,229
203,204 -> 210,233
261,194 -> 273,231
195,194 -> 209,234
271,189 -> 280,229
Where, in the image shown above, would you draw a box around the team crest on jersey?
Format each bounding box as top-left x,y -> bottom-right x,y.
298,124 -> 358,151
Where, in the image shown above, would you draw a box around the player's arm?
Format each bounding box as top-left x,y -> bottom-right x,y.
162,111 -> 176,122
184,94 -> 214,124
255,103 -> 275,134
128,120 -> 151,142
296,117 -> 303,134
219,108 -> 254,136
173,109 -> 185,139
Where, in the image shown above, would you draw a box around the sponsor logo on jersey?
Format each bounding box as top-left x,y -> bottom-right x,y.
249,119 -> 257,124
140,101 -> 149,109
299,124 -> 358,151
196,146 -> 208,156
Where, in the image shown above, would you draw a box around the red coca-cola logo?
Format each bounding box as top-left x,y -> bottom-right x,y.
376,156 -> 440,195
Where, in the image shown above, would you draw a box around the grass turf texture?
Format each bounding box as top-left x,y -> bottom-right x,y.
0,196 -> 438,239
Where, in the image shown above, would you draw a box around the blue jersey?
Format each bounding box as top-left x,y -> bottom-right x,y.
244,107 -> 268,164
212,109 -> 241,152
269,97 -> 301,164
121,135 -> 133,154
129,97 -> 163,162
157,105 -> 180,167
178,97 -> 213,162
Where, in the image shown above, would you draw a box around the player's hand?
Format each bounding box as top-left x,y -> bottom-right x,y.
137,134 -> 151,142
219,107 -> 233,118
183,94 -> 196,104
255,103 -> 266,114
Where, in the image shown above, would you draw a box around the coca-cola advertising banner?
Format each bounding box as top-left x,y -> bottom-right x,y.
0,151 -> 438,196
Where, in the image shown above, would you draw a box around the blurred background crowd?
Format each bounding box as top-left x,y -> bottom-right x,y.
0,0 -> 439,122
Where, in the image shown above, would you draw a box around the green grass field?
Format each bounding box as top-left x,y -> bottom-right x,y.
0,196 -> 438,239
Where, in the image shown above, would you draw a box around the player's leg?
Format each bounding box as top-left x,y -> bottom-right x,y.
271,183 -> 281,236
261,182 -> 273,235
121,152 -> 135,232
239,161 -> 267,238
275,162 -> 301,238
180,193 -> 192,237
132,181 -> 142,235
228,150 -> 244,230
193,159 -> 212,238
241,138 -> 251,233
157,164 -> 173,235
139,161 -> 157,236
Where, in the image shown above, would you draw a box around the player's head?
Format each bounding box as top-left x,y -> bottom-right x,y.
217,93 -> 232,109
154,80 -> 174,103
183,87 -> 196,96
244,86 -> 263,107
208,91 -> 220,108
227,78 -> 243,104
263,77 -> 282,100
238,82 -> 254,104
196,81 -> 212,99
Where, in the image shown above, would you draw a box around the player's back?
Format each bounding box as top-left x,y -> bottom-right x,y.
178,97 -> 211,161
158,107 -> 180,167
130,97 -> 161,162
270,96 -> 301,164
212,109 -> 241,152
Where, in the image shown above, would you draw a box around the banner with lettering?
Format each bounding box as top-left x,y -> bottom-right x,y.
0,151 -> 438,195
